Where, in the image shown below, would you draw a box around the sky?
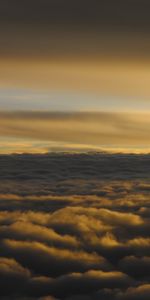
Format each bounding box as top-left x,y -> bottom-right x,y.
0,3 -> 150,299
0,0 -> 150,153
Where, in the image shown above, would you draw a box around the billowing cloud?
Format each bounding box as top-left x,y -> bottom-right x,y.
119,284 -> 150,300
0,153 -> 149,299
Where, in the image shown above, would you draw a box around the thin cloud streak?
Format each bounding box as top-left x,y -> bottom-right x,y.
0,112 -> 150,153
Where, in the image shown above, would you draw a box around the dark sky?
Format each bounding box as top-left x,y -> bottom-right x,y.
0,0 -> 150,32
0,0 -> 150,59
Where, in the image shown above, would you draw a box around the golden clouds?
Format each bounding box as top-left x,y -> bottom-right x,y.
0,58 -> 150,99
0,186 -> 149,298
0,111 -> 150,153
0,154 -> 149,298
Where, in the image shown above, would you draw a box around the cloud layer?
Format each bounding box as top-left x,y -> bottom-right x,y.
0,153 -> 149,299
0,112 -> 150,153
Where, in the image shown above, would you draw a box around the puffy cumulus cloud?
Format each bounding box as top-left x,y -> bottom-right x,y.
126,237 -> 150,256
39,297 -> 58,300
100,209 -> 143,226
0,153 -> 149,299
65,290 -> 114,300
0,220 -> 79,249
0,257 -> 30,296
119,256 -> 150,279
1,238 -> 112,276
27,270 -> 133,299
119,284 -> 150,300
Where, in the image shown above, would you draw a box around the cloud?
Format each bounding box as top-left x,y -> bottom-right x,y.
119,256 -> 150,279
0,112 -> 150,152
0,257 -> 30,296
1,238 -> 112,277
119,284 -> 150,300
0,153 -> 149,298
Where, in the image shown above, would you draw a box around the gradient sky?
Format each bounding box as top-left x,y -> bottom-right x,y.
0,0 -> 150,153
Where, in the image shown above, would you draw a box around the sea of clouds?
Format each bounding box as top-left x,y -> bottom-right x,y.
0,153 -> 149,299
